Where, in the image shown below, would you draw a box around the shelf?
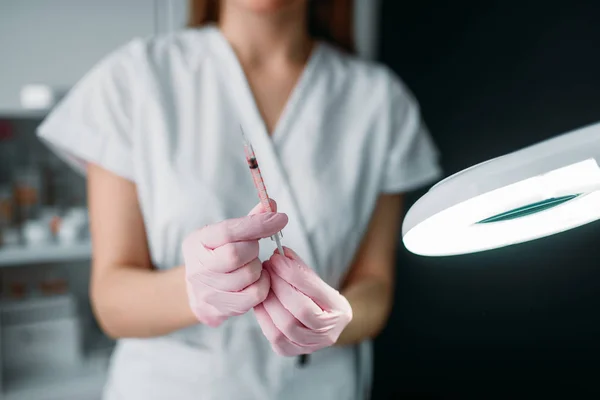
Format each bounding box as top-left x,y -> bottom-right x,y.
0,108 -> 48,119
0,242 -> 92,267
4,351 -> 110,400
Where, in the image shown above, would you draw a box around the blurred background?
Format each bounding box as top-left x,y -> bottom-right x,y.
0,0 -> 600,399
376,1 -> 600,398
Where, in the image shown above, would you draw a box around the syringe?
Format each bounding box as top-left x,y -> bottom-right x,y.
241,127 -> 284,255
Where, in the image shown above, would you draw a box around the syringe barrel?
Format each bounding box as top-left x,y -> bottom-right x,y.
249,166 -> 272,211
241,127 -> 284,242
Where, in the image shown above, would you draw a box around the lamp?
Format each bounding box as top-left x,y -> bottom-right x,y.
402,122 -> 600,256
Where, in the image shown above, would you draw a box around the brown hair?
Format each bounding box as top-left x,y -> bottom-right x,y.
187,0 -> 355,53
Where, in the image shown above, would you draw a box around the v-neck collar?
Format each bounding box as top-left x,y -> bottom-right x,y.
204,24 -> 322,274
205,24 -> 324,144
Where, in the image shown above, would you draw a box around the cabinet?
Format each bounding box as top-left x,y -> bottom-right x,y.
0,0 -> 188,116
0,247 -> 115,400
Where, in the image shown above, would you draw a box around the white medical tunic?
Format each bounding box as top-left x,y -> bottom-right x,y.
38,25 -> 442,400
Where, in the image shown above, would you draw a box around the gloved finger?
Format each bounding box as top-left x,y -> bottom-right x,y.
203,269 -> 270,315
195,305 -> 228,328
185,286 -> 227,328
202,241 -> 259,273
247,199 -> 278,215
262,290 -> 325,346
197,258 -> 263,292
269,249 -> 346,312
195,212 -> 288,249
254,302 -> 307,357
205,316 -> 227,328
266,262 -> 338,331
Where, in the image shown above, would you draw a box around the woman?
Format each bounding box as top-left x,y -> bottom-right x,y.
38,0 -> 442,398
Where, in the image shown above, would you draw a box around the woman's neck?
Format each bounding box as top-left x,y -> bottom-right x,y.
218,2 -> 313,69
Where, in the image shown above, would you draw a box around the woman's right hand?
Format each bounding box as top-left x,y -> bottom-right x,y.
182,201 -> 288,327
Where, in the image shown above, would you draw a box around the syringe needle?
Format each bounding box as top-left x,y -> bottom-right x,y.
274,234 -> 284,256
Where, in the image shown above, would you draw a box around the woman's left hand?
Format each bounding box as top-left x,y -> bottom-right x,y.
254,247 -> 353,356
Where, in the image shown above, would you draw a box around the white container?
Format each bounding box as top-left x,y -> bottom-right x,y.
58,207 -> 89,244
64,207 -> 88,225
57,222 -> 80,245
20,84 -> 55,110
23,220 -> 51,246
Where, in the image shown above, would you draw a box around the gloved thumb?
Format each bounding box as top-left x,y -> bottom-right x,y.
248,199 -> 278,216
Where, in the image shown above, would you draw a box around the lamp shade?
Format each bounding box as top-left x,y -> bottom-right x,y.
402,122 -> 600,256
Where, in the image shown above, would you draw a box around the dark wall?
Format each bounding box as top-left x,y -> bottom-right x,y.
375,1 -> 600,398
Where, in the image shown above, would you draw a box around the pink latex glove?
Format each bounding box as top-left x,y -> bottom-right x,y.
182,201 -> 288,327
254,247 -> 353,356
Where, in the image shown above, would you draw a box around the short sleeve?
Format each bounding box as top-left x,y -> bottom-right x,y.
37,41 -> 142,182
380,73 -> 443,193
